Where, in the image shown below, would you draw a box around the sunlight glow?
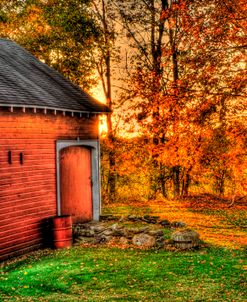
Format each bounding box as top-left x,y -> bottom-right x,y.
90,85 -> 108,136
99,115 -> 108,136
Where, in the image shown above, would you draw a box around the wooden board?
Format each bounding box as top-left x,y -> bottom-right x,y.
60,146 -> 92,223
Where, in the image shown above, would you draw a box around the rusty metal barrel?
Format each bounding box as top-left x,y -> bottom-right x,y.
52,215 -> 72,249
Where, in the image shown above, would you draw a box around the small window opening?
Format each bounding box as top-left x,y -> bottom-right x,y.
20,152 -> 24,165
8,151 -> 12,164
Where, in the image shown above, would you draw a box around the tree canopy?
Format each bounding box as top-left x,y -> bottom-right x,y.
107,0 -> 247,198
0,0 -> 102,89
0,0 -> 246,200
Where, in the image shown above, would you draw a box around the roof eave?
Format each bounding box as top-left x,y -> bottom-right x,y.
0,103 -> 111,114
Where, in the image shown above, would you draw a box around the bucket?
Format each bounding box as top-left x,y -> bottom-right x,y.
52,215 -> 72,249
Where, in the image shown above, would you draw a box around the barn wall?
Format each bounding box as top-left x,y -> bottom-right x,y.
0,109 -> 99,261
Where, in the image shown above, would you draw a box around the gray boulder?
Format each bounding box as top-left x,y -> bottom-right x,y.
171,229 -> 200,249
132,233 -> 156,247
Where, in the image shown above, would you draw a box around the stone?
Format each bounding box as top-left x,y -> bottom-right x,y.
171,229 -> 200,249
95,235 -> 112,244
74,236 -> 95,245
119,216 -> 127,222
79,223 -> 91,229
83,230 -> 95,237
160,220 -> 171,227
148,230 -> 164,237
128,227 -> 144,234
143,215 -> 159,224
132,233 -> 156,247
101,229 -> 114,236
156,237 -> 165,248
92,224 -> 108,233
112,229 -> 125,237
110,223 -> 119,230
73,217 -> 195,250
171,221 -> 187,228
102,224 -> 123,237
127,215 -> 142,222
141,226 -> 150,233
122,229 -> 132,239
119,237 -> 129,245
99,215 -> 118,221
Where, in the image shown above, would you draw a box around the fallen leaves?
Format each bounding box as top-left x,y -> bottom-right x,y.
103,195 -> 247,249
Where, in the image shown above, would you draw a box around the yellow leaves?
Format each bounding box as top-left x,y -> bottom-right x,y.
15,4 -> 51,37
23,285 -> 29,289
27,5 -> 43,22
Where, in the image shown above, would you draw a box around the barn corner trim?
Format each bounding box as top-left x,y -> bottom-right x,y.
56,139 -> 101,221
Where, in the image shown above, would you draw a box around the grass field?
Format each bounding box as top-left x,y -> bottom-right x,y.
0,247 -> 246,301
0,196 -> 246,301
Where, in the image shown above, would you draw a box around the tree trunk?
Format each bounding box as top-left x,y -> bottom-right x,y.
101,0 -> 116,203
159,163 -> 167,198
215,171 -> 225,196
173,166 -> 180,197
182,172 -> 190,197
181,166 -> 192,197
105,49 -> 116,202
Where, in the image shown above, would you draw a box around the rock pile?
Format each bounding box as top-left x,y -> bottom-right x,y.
73,215 -> 201,250
73,222 -> 165,248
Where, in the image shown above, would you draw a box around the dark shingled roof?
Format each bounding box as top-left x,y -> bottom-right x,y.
0,39 -> 110,113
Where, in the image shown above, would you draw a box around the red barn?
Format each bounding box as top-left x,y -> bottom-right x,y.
0,39 -> 110,261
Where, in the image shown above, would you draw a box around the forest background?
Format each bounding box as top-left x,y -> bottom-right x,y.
0,0 -> 246,204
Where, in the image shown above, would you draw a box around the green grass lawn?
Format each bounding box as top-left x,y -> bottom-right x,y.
0,246 -> 246,302
1,197 -> 246,301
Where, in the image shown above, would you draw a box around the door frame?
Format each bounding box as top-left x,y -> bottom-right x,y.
56,139 -> 101,221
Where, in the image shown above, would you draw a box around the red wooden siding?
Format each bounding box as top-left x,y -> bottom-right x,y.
0,109 -> 98,261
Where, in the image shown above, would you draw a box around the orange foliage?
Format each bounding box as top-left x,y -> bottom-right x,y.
121,0 -> 247,198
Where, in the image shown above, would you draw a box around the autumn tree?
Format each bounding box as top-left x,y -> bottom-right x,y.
1,0 -> 246,200
91,0 -> 121,202
114,0 -> 247,198
114,0 -> 173,198
181,0 -> 247,196
0,0 -> 101,89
